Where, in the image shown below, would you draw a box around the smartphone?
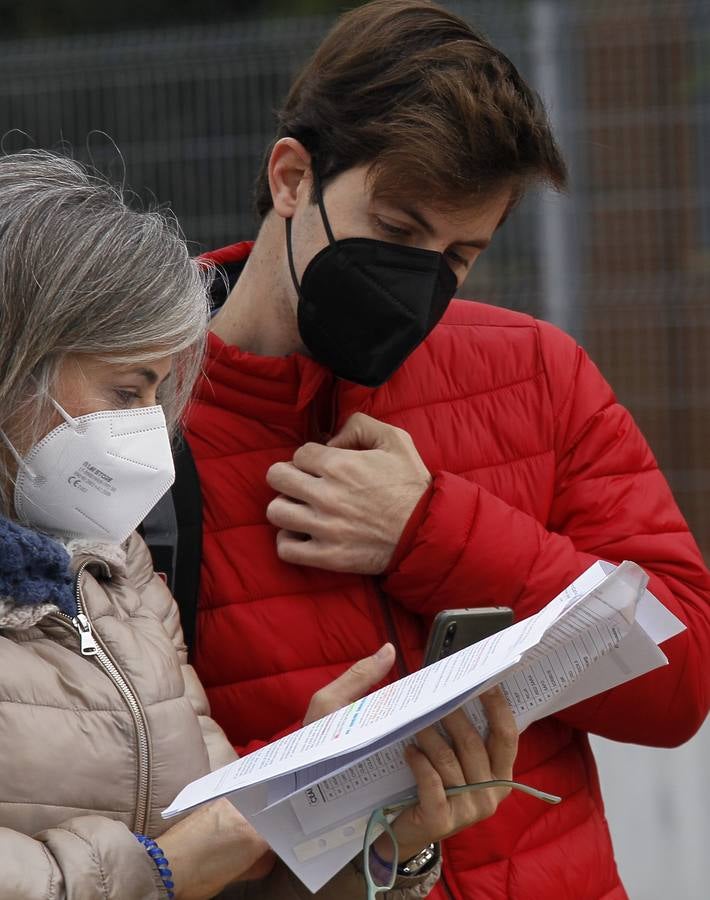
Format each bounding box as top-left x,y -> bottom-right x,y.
423,607 -> 514,666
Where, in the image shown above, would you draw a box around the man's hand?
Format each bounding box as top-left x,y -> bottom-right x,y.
379,688 -> 519,863
266,413 -> 431,574
304,643 -> 396,724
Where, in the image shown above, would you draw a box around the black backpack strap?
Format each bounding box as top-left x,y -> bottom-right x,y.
141,435 -> 203,657
141,484 -> 178,591
140,255 -> 243,652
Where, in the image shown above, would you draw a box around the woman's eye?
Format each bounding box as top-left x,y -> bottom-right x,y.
114,389 -> 140,407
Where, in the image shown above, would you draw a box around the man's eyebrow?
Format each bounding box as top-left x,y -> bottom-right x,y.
456,237 -> 491,250
398,204 -> 491,250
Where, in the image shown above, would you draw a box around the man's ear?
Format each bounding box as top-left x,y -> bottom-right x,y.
268,138 -> 312,219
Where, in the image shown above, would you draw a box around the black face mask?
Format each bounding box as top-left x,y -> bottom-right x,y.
286,173 -> 458,387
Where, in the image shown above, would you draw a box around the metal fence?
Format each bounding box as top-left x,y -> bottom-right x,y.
3,4 -> 708,564
1,3 -> 709,897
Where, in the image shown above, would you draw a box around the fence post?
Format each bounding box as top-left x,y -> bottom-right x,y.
530,0 -> 578,337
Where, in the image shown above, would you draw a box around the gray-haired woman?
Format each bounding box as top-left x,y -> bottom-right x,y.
0,151 -> 519,900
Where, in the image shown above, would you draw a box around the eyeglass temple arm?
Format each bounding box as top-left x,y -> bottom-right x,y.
383,779 -> 561,815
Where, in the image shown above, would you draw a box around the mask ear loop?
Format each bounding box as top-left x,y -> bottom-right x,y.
48,397 -> 86,434
1,392 -> 85,488
311,167 -> 337,245
285,164 -> 339,300
25,372 -> 77,428
0,396 -> 85,484
285,216 -> 305,303
0,428 -> 38,481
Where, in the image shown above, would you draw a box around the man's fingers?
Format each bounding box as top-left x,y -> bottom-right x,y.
266,461 -> 320,502
292,442 -> 331,476
479,688 -> 518,780
327,412 -> 393,451
304,643 -> 396,723
276,530 -> 348,571
266,495 -> 325,538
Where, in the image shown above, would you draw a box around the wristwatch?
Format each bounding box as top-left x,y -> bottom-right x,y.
397,843 -> 438,876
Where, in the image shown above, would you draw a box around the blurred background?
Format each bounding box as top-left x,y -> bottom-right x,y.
1,0 -> 708,896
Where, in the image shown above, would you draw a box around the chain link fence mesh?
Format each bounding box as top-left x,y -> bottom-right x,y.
1,0 -> 708,559
1,5 -> 710,896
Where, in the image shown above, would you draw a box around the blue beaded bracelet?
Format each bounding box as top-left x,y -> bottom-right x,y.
134,833 -> 175,899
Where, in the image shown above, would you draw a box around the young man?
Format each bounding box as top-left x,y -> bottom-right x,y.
185,2 -> 710,897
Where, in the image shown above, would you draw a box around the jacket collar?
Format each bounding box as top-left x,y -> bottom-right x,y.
0,515 -> 76,628
196,240 -> 335,426
0,517 -> 125,630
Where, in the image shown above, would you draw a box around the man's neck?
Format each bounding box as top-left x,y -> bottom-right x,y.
210,220 -> 302,358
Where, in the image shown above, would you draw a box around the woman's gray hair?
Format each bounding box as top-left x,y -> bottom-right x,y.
0,150 -> 212,515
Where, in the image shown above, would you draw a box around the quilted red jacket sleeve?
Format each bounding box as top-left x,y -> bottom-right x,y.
383,319 -> 710,747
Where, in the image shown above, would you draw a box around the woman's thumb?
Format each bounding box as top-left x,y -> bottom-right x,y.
303,643 -> 396,723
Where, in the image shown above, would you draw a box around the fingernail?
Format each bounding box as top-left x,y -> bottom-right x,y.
375,643 -> 393,661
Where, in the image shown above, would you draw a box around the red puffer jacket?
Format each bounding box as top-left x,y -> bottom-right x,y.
186,241 -> 710,900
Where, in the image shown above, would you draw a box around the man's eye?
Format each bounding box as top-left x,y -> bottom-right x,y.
446,250 -> 468,266
374,216 -> 410,238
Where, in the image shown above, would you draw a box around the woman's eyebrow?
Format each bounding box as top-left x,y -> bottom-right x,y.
123,367 -> 171,386
135,367 -> 159,385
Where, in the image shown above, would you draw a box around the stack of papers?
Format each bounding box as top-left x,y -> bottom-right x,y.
164,560 -> 683,892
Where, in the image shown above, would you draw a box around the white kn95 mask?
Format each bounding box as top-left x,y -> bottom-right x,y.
2,400 -> 175,544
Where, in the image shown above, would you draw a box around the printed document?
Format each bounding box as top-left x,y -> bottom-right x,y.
164,560 -> 684,893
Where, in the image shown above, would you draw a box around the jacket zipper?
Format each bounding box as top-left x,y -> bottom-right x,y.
374,584 -> 407,680
57,562 -> 152,834
375,583 -> 456,899
313,383 -> 455,897
309,379 -> 409,678
308,373 -> 338,443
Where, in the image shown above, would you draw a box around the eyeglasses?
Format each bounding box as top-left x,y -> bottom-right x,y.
362,779 -> 561,899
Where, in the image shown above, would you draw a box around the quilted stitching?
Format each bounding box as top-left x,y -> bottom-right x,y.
187,248 -> 710,899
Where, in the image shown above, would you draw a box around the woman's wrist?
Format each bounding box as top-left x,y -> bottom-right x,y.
159,799 -> 271,900
135,834 -> 175,899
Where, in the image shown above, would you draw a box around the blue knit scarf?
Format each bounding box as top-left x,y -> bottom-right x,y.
0,516 -> 76,617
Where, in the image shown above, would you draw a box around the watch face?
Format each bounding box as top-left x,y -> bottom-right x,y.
397,844 -> 437,876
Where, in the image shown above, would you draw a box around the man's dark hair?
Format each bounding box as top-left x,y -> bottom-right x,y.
254,0 -> 567,219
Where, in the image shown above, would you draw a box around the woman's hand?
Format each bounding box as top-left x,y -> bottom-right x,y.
159,797 -> 275,900
304,643 -> 396,724
160,644 -> 398,899
159,652 -> 515,897
376,687 -> 518,863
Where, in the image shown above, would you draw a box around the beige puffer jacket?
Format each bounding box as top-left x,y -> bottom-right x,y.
0,529 -> 439,900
